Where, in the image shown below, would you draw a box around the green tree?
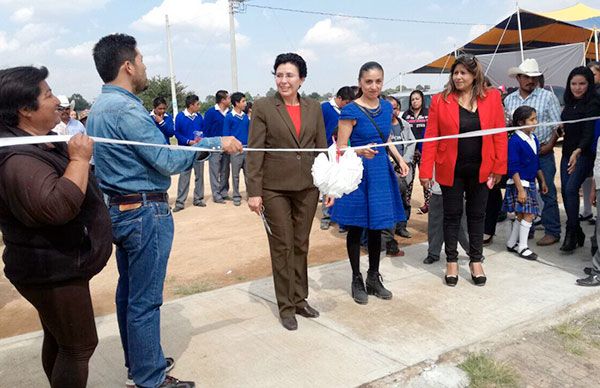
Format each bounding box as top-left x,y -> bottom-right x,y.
138,76 -> 192,114
200,95 -> 216,114
69,93 -> 91,111
266,87 -> 277,97
307,92 -> 321,100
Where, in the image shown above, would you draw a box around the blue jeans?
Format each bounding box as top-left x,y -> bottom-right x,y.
538,152 -> 561,238
110,200 -> 173,388
560,153 -> 594,231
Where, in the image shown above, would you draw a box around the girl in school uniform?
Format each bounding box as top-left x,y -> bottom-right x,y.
503,106 -> 548,260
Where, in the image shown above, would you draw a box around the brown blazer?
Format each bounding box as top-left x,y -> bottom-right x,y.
246,92 -> 327,196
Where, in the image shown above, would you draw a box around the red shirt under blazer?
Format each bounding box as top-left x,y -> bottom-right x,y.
420,88 -> 508,187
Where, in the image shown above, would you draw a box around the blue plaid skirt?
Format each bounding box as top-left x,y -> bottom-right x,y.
502,183 -> 541,216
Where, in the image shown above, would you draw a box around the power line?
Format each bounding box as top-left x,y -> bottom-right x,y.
246,4 -> 490,26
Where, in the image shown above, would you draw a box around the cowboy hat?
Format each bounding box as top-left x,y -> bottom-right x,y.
56,95 -> 75,110
508,58 -> 543,78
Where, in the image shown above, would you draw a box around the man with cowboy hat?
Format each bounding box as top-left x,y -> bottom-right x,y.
51,95 -> 86,136
504,58 -> 562,246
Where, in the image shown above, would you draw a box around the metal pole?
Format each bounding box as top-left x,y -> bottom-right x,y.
595,28 -> 599,61
165,14 -> 178,117
516,2 -> 525,63
229,0 -> 239,91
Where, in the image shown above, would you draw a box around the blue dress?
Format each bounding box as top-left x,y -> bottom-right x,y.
330,99 -> 406,230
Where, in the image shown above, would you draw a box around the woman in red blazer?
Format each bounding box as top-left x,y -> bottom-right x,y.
419,55 -> 507,287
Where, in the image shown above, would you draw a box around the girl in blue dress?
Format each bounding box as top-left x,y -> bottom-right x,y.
330,62 -> 409,305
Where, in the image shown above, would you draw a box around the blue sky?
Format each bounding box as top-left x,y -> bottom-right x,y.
0,0 -> 596,102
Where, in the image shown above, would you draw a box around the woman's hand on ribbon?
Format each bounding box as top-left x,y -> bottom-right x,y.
324,195 -> 335,207
356,144 -> 378,159
420,178 -> 431,190
221,136 -> 244,154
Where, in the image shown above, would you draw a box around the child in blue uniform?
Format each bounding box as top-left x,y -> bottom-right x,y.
503,106 -> 548,260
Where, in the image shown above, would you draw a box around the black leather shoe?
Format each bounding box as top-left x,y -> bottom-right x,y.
445,262 -> 458,287
423,255 -> 440,264
469,262 -> 487,286
560,230 -> 577,252
281,316 -> 298,330
576,274 -> 600,287
295,304 -> 319,318
584,267 -> 594,275
158,375 -> 195,388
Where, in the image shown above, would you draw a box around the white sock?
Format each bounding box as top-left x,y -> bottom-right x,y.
518,220 -> 532,253
507,219 -> 520,248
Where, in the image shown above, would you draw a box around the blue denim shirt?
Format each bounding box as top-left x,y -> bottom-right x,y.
87,85 -> 222,197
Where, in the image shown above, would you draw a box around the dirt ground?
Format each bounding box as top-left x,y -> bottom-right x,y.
0,163 -> 431,338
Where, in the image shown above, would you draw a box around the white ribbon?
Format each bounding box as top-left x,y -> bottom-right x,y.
0,115 -> 598,153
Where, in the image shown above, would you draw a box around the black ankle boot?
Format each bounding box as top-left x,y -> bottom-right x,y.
366,271 -> 393,300
351,273 -> 368,305
560,229 -> 577,252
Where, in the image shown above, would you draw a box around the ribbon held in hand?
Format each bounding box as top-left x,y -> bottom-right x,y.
311,143 -> 363,199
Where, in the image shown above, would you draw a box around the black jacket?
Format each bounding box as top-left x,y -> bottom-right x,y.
0,125 -> 112,285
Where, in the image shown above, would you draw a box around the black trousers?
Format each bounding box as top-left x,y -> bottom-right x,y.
15,278 -> 98,388
441,163 -> 489,263
484,185 -> 503,236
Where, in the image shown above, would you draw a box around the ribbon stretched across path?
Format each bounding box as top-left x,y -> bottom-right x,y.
1,115 -> 599,153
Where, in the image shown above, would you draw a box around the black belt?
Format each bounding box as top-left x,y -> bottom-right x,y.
109,193 -> 168,205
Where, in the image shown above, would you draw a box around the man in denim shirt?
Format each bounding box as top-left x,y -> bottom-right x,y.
87,34 -> 242,388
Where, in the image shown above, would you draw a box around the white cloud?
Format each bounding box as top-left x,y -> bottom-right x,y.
133,0 -> 232,33
144,54 -> 165,65
296,48 -> 318,62
427,3 -> 442,12
0,31 -> 19,52
0,0 -> 108,14
469,24 -> 489,39
10,7 -> 34,23
301,18 -> 361,46
55,41 -> 95,60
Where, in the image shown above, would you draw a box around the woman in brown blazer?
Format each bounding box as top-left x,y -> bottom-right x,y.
246,53 -> 332,331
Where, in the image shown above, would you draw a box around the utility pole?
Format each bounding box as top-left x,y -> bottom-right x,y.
516,1 -> 525,63
229,0 -> 246,91
165,14 -> 178,117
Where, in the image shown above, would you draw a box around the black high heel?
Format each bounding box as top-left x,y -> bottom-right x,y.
445,262 -> 459,287
469,262 -> 487,286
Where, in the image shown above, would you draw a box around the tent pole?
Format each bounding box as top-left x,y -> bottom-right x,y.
595,28 -> 599,62
516,2 -> 525,62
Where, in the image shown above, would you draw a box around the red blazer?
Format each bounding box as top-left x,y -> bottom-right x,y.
420,88 -> 507,187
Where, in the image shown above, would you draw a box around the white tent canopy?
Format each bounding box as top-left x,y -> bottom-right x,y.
477,43 -> 585,89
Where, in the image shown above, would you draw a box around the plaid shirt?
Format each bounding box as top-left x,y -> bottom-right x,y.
503,87 -> 561,144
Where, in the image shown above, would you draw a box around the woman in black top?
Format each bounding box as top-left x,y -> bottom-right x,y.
0,66 -> 112,387
402,90 -> 431,214
560,66 -> 600,252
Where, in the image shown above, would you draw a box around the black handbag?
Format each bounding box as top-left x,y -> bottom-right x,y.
355,104 -> 403,173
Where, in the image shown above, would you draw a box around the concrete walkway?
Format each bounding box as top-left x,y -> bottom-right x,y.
1,221 -> 600,387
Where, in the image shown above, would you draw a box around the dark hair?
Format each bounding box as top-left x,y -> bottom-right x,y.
244,101 -> 253,115
512,105 -> 536,127
336,86 -> 354,101
273,53 -> 307,78
587,61 -> 600,73
443,54 -> 486,105
215,90 -> 229,104
93,33 -> 138,83
564,66 -> 595,106
385,95 -> 401,110
153,96 -> 167,108
355,62 -> 384,98
408,90 -> 425,111
0,66 -> 49,128
350,86 -> 360,99
230,92 -> 245,107
185,94 -> 199,108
